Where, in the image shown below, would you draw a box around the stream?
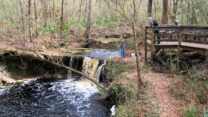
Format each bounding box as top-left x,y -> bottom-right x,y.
0,49 -> 119,117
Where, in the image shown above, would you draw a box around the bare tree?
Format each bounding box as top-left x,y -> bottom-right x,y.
28,0 -> 32,42
171,0 -> 179,22
34,0 -> 38,37
19,0 -> 25,34
41,0 -> 48,28
147,0 -> 153,17
60,0 -> 64,37
162,0 -> 168,24
132,0 -> 144,89
84,0 -> 92,40
162,0 -> 169,24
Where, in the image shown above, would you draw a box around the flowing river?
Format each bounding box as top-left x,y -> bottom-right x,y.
0,49 -> 120,117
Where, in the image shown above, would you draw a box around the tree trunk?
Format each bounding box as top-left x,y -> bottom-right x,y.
19,0 -> 25,34
162,0 -> 169,24
41,0 -> 48,28
172,0 -> 179,22
132,0 -> 144,91
28,0 -> 32,42
60,0 -> 64,37
34,0 -> 38,38
147,0 -> 153,17
84,0 -> 92,40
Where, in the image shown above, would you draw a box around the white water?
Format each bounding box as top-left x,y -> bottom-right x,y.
94,59 -> 107,82
0,78 -> 110,117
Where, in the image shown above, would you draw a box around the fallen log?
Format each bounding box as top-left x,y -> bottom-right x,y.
0,50 -> 109,99
37,56 -> 109,99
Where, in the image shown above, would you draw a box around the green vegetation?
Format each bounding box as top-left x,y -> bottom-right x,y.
105,60 -> 159,117
170,63 -> 208,116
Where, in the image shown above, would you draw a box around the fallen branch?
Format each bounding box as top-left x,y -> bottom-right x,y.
1,50 -> 109,99
39,57 -> 109,98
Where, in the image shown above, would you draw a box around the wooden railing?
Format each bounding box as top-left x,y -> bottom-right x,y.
144,25 -> 208,64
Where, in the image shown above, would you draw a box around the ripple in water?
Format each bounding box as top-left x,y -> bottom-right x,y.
0,78 -> 110,117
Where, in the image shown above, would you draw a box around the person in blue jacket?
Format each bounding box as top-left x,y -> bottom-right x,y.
120,37 -> 125,58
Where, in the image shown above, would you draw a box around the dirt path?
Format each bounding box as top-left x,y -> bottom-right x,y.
119,55 -> 183,117
143,72 -> 182,117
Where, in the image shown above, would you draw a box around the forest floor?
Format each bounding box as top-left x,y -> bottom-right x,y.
118,47 -> 184,117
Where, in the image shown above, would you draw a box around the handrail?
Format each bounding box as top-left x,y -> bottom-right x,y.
144,25 -> 208,64
146,25 -> 208,29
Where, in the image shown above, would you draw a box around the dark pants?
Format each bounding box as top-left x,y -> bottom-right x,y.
154,30 -> 160,43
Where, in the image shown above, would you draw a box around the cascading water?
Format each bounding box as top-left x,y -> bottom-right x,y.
67,56 -> 74,78
82,57 -> 99,79
94,59 -> 107,82
0,49 -> 120,117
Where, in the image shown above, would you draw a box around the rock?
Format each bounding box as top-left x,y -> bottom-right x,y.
2,76 -> 16,84
90,59 -> 99,78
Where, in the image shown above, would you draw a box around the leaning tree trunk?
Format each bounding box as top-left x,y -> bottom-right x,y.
162,0 -> 169,24
84,0 -> 92,40
147,0 -> 153,17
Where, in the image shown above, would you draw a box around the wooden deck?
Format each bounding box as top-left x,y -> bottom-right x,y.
147,40 -> 208,50
144,25 -> 208,64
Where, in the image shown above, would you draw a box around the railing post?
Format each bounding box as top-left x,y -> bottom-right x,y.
144,27 -> 147,64
177,28 -> 182,70
150,27 -> 155,65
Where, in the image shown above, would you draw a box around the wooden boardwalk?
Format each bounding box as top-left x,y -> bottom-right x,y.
144,25 -> 208,64
147,40 -> 208,50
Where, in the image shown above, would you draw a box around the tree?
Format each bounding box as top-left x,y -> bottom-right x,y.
132,0 -> 144,90
162,0 -> 169,24
84,0 -> 92,40
19,0 -> 25,34
34,0 -> 38,37
28,0 -> 32,42
147,0 -> 153,17
60,0 -> 64,37
41,0 -> 48,28
171,0 -> 179,22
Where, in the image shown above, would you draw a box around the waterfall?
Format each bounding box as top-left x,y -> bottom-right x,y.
68,56 -> 74,78
82,57 -> 99,79
94,59 -> 106,82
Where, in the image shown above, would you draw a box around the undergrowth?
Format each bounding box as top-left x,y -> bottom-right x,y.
106,60 -> 159,117
170,63 -> 208,117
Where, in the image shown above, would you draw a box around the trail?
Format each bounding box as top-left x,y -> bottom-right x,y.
143,72 -> 182,117
120,55 -> 183,117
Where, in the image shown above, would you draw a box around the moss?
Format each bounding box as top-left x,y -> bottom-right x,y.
67,48 -> 93,56
92,38 -> 121,43
16,81 -> 24,85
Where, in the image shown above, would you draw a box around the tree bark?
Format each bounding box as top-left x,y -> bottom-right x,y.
162,0 -> 169,24
41,0 -> 48,28
147,0 -> 153,17
34,0 -> 38,38
132,0 -> 144,90
84,0 -> 92,40
172,0 -> 179,22
60,0 -> 64,37
28,0 -> 32,42
19,0 -> 25,34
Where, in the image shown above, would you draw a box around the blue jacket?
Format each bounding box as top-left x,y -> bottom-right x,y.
120,41 -> 125,48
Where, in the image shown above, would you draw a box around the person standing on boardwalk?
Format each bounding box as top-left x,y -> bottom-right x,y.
120,37 -> 125,58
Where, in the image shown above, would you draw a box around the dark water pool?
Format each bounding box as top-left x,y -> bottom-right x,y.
0,78 -> 110,117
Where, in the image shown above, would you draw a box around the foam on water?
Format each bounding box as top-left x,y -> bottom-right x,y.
0,78 -> 110,117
